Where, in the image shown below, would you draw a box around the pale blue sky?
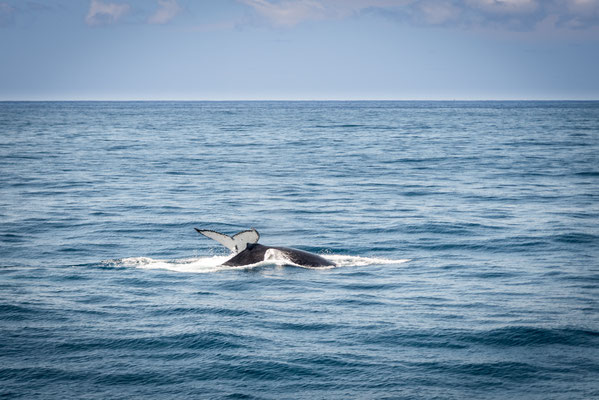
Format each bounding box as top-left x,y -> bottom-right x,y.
1,0 -> 598,100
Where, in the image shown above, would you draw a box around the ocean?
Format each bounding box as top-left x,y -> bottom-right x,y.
1,101 -> 598,399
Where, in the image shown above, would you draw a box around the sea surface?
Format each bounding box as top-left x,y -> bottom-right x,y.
1,101 -> 598,399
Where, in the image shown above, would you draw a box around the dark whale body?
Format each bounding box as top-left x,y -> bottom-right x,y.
223,243 -> 335,267
195,228 -> 335,268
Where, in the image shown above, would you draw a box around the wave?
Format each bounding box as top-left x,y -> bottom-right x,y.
104,255 -> 409,274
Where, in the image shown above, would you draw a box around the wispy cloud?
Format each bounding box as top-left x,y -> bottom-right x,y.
238,0 -> 411,27
85,0 -> 130,26
148,0 -> 181,24
558,0 -> 599,29
237,0 -> 599,31
238,0 -> 327,27
0,2 -> 16,27
465,0 -> 539,15
413,0 -> 461,25
459,0 -> 599,30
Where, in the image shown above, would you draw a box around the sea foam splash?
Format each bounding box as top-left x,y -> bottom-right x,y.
106,255 -> 409,273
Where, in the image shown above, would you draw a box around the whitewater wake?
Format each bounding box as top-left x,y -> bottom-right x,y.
104,255 -> 409,274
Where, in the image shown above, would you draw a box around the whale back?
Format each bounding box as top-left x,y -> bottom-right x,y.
268,246 -> 335,267
224,244 -> 334,267
222,243 -> 268,266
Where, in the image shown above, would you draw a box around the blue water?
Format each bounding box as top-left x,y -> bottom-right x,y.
1,101 -> 598,399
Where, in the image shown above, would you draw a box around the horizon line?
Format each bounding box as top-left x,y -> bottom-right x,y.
1,98 -> 598,102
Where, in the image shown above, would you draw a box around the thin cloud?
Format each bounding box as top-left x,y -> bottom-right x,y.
414,0 -> 461,25
238,0 -> 409,26
238,0 -> 327,27
465,0 -> 539,15
460,0 -> 599,30
148,0 -> 181,25
558,0 -> 599,29
85,0 -> 130,26
237,0 -> 599,31
0,2 -> 64,27
0,2 -> 16,27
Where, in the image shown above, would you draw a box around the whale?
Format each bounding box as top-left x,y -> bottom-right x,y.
195,228 -> 335,268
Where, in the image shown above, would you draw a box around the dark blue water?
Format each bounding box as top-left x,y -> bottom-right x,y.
1,101 -> 598,399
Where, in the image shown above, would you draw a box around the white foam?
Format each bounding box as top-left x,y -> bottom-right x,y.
108,255 -> 232,274
106,255 -> 409,274
325,255 -> 410,268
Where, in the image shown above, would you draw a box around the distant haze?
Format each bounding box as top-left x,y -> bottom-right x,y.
1,0 -> 598,100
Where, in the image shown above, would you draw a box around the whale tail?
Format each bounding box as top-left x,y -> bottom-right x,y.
195,228 -> 260,253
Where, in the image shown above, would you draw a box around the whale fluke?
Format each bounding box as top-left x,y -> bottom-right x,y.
195,228 -> 259,253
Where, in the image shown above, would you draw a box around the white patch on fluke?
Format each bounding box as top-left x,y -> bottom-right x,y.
106,255 -> 409,273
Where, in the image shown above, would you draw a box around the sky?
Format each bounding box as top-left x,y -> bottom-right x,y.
0,0 -> 598,100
